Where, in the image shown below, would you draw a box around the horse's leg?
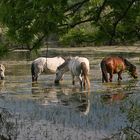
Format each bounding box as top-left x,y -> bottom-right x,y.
32,75 -> 38,82
102,72 -> 105,83
35,76 -> 38,82
35,68 -> 42,82
83,79 -> 86,88
78,76 -> 83,88
72,75 -> 75,85
118,71 -> 122,81
109,73 -> 113,82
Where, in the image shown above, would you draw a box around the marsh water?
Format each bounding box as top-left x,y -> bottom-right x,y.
0,46 -> 140,140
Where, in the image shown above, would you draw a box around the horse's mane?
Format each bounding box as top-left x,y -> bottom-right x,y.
57,60 -> 69,70
118,56 -> 136,70
57,56 -> 80,70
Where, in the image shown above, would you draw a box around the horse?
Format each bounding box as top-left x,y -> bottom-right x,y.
31,57 -> 65,82
0,64 -> 5,80
100,56 -> 138,82
55,56 -> 90,89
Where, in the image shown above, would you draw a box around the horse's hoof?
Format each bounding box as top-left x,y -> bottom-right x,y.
55,80 -> 60,84
1,77 -> 4,80
134,75 -> 138,79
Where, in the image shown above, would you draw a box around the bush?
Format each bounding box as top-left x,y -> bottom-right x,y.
60,28 -> 96,47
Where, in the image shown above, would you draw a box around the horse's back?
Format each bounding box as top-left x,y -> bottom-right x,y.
46,57 -> 65,73
75,57 -> 89,67
101,56 -> 126,73
78,57 -> 90,72
46,57 -> 64,65
102,56 -> 124,64
69,57 -> 90,75
33,57 -> 46,64
31,57 -> 47,78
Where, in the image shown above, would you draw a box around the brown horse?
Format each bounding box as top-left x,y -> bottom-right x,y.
100,56 -> 138,82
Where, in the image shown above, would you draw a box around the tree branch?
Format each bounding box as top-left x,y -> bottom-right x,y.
69,17 -> 94,28
109,0 -> 137,45
65,0 -> 89,13
128,126 -> 140,135
30,34 -> 46,51
65,0 -> 108,28
95,0 -> 108,22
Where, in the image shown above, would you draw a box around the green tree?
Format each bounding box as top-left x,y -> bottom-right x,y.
0,0 -> 68,51
0,0 -> 139,51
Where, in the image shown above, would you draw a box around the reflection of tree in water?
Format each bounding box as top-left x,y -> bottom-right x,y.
100,80 -> 140,139
120,101 -> 140,140
0,107 -> 18,140
104,100 -> 140,140
0,81 -> 17,139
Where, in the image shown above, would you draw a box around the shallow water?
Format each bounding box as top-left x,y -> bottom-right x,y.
0,46 -> 140,140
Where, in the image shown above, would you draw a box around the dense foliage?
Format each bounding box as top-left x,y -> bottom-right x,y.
0,0 -> 139,51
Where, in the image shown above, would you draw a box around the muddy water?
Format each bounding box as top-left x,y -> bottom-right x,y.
0,46 -> 140,140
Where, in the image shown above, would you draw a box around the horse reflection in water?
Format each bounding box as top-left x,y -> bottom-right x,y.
101,92 -> 128,103
101,79 -> 138,103
31,57 -> 65,82
0,80 -> 5,93
100,56 -> 138,82
31,84 -> 90,115
55,56 -> 90,89
58,88 -> 90,115
76,92 -> 90,115
0,64 -> 5,80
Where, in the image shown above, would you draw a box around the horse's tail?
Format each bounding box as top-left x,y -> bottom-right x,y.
100,60 -> 108,82
31,62 -> 35,82
81,62 -> 90,89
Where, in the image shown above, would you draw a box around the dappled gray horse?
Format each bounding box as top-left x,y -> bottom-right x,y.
55,56 -> 90,89
0,64 -> 5,80
31,57 -> 65,82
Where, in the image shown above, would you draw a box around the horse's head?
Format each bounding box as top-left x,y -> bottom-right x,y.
55,67 -> 64,83
129,65 -> 138,79
124,59 -> 138,79
0,64 -> 5,80
54,61 -> 69,83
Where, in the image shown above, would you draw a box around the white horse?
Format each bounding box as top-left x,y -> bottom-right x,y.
55,56 -> 90,89
31,57 -> 65,82
0,64 -> 5,80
